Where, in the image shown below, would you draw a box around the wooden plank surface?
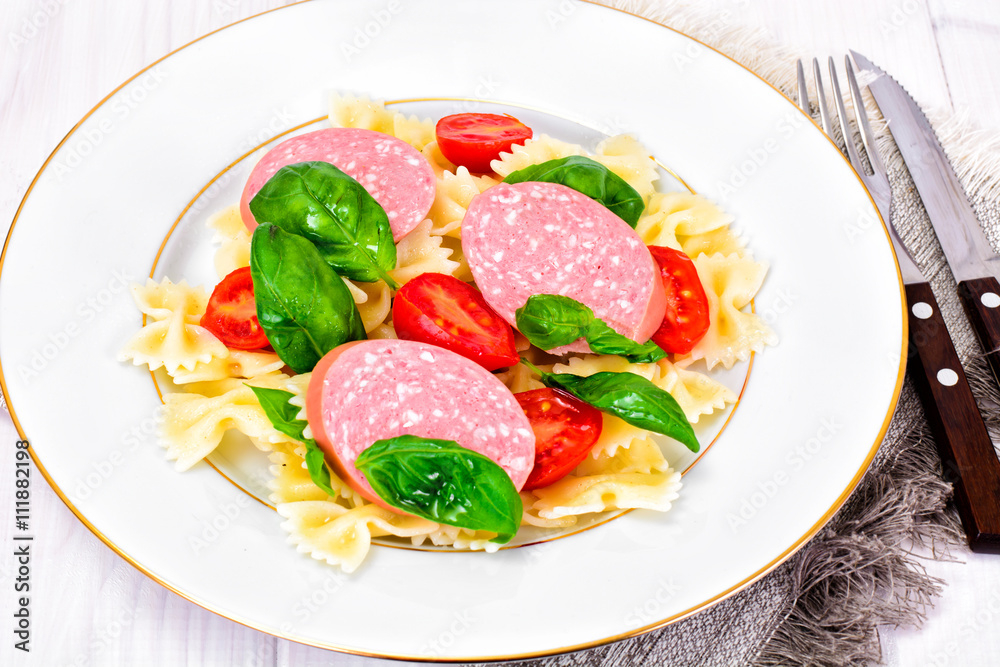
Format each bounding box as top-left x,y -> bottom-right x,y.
1,1 -> 998,665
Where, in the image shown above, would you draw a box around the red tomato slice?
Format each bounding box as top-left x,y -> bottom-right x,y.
516,388 -> 603,491
200,266 -> 270,350
391,272 -> 519,371
648,246 -> 711,354
435,113 -> 533,173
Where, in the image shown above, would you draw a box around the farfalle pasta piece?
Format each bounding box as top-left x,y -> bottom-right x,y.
589,413 -> 653,460
680,226 -> 747,260
426,167 -> 498,238
329,93 -> 435,151
158,374 -> 293,471
495,362 -> 545,394
208,205 -> 251,279
594,134 -> 659,201
653,358 -> 737,423
490,134 -> 583,179
388,219 -> 461,286
269,445 -> 363,507
531,469 -> 682,519
344,279 -> 392,333
551,354 -> 658,381
689,253 -> 778,370
410,526 -> 503,553
118,278 -> 228,375
575,434 -> 671,476
421,141 -> 458,177
277,500 -> 439,573
636,192 -> 735,251
520,492 -> 578,528
169,350 -> 285,385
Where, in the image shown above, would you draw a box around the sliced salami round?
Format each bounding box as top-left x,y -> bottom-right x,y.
461,181 -> 666,354
240,128 -> 435,241
306,339 -> 536,511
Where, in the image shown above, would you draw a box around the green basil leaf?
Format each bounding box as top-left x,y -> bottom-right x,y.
515,294 -> 595,350
246,385 -> 339,499
249,161 -> 399,289
515,294 -> 665,362
584,320 -> 666,363
522,359 -> 699,452
502,155 -> 645,227
250,222 -> 366,373
355,435 -> 523,544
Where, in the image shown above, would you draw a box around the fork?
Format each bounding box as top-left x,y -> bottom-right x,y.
797,56 -> 999,550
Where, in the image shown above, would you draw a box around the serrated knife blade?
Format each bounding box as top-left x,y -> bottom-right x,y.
851,50 -> 1000,284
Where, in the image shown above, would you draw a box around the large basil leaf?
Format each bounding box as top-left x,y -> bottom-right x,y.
250,222 -> 366,373
249,161 -> 398,289
584,320 -> 666,363
355,435 -> 523,544
522,359 -> 699,452
515,294 -> 665,363
514,294 -> 594,350
246,385 -> 339,499
502,155 -> 644,227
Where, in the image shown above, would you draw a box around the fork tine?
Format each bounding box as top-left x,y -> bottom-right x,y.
845,54 -> 887,178
795,60 -> 809,113
827,56 -> 866,176
812,58 -> 833,136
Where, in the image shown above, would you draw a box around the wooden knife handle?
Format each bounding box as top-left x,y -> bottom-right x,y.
906,281 -> 1000,553
958,276 -> 1000,388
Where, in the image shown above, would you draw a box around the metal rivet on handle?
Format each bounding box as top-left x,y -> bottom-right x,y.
912,302 -> 933,319
981,292 -> 1000,308
937,369 -> 959,387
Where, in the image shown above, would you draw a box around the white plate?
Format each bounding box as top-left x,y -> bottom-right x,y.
0,0 -> 905,660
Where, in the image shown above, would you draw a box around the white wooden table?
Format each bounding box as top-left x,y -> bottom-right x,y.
2,1 -> 998,665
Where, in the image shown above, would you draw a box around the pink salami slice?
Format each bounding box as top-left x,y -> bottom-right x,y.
462,181 -> 666,354
240,128 -> 435,241
306,339 -> 536,511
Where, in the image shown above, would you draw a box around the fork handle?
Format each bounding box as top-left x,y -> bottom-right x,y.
958,277 -> 1000,389
906,281 -> 1000,553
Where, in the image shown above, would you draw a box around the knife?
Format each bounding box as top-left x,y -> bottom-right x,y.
852,51 -> 1000,554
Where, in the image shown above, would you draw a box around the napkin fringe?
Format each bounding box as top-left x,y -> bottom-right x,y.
756,405 -> 963,666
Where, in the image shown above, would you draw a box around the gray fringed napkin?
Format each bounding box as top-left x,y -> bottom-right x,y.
486,1 -> 1000,665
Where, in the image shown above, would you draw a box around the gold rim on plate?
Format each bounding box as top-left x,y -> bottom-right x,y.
0,0 -> 908,661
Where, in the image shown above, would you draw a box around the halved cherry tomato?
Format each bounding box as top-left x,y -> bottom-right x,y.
435,113 -> 533,173
648,246 -> 711,354
392,272 -> 519,371
516,388 -> 603,491
200,266 -> 270,349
